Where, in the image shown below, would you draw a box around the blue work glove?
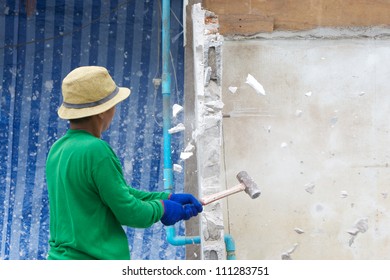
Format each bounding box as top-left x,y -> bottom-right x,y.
169,193 -> 203,213
160,200 -> 200,226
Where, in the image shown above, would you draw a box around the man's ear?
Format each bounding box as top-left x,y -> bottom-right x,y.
97,112 -> 105,120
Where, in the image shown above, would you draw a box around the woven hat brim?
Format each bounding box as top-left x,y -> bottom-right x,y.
57,87 -> 131,120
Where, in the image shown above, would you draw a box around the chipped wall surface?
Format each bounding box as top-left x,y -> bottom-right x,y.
192,4 -> 226,260
221,33 -> 390,259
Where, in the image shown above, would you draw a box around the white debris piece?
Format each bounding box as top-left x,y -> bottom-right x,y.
184,142 -> 195,152
351,218 -> 368,234
295,109 -> 303,117
347,217 -> 369,246
180,152 -> 193,160
340,191 -> 348,198
294,228 -> 305,234
228,86 -> 238,94
281,243 -> 299,260
305,91 -> 312,97
168,123 -> 185,134
245,74 -> 265,95
173,164 -> 183,173
305,182 -> 315,194
172,104 -> 184,118
280,142 -> 288,148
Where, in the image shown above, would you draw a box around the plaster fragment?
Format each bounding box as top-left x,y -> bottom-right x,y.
184,142 -> 195,152
168,123 -> 185,134
245,74 -> 265,95
305,91 -> 312,97
347,217 -> 368,246
281,142 -> 288,148
264,125 -> 271,133
340,191 -> 348,198
353,218 -> 368,234
172,104 -> 183,118
295,109 -> 303,117
305,182 -> 315,194
228,86 -> 237,94
281,243 -> 298,260
180,152 -> 193,160
294,228 -> 305,234
173,164 -> 183,173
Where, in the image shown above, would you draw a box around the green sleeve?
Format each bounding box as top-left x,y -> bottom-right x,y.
92,155 -> 166,228
128,187 -> 170,201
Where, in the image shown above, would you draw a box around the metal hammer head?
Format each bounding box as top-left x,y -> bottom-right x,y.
236,171 -> 261,199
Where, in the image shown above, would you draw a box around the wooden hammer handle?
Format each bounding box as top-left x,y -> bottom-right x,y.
200,183 -> 246,205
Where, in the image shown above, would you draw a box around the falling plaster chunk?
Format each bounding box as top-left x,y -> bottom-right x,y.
245,74 -> 266,95
347,218 -> 368,246
294,228 -> 305,234
168,123 -> 185,134
264,125 -> 271,133
305,182 -> 315,194
352,218 -> 369,234
184,142 -> 195,152
228,86 -> 237,94
295,109 -> 303,117
180,152 -> 193,160
172,104 -> 183,118
280,142 -> 288,148
305,91 -> 312,97
173,164 -> 183,173
340,191 -> 348,198
281,243 -> 299,260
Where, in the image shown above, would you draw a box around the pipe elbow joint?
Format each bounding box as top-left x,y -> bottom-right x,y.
166,226 -> 201,246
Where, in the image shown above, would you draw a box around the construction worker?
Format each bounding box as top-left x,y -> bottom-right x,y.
46,66 -> 202,260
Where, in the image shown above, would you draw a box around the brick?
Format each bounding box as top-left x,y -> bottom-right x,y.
203,0 -> 250,14
219,14 -> 274,35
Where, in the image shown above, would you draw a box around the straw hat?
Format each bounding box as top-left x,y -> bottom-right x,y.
58,66 -> 131,119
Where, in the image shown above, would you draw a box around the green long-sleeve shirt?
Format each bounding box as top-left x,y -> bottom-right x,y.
46,129 -> 169,260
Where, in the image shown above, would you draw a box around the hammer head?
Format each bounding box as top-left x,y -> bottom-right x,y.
236,171 -> 261,199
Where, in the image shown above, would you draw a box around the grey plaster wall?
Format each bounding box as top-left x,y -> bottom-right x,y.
221,34 -> 390,259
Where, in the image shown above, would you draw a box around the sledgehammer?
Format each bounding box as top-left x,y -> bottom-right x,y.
200,171 -> 261,205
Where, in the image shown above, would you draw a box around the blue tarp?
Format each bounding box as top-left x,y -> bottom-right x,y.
0,0 -> 186,260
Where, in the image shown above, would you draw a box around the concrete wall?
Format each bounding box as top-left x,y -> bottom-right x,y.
186,1 -> 390,260
221,33 -> 390,259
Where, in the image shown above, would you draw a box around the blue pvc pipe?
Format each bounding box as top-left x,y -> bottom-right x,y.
162,0 -> 173,193
161,0 -> 236,259
162,0 -> 195,246
224,234 -> 237,260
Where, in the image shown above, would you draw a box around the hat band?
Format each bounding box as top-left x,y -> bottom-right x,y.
62,87 -> 120,109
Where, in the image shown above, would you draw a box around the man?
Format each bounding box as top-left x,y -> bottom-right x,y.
46,66 -> 202,260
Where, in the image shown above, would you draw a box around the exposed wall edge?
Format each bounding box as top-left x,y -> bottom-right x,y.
225,26 -> 390,41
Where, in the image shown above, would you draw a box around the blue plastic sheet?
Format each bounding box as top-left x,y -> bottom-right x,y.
0,0 -> 185,260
